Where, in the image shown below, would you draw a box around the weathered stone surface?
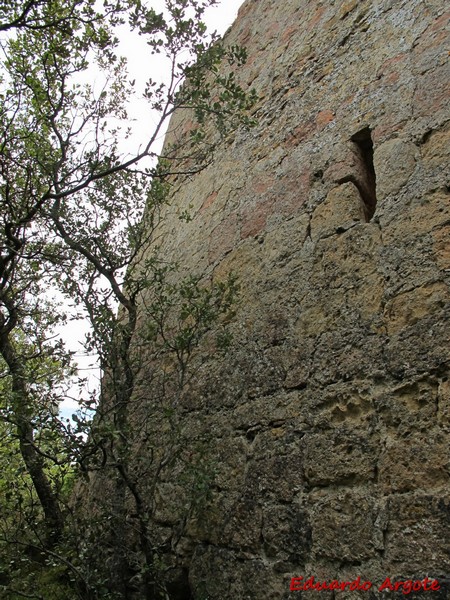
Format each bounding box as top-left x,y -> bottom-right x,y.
310,182 -> 365,241
88,0 -> 450,597
373,138 -> 418,200
309,490 -> 382,562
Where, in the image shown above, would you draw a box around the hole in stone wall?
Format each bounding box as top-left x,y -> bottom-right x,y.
350,127 -> 377,221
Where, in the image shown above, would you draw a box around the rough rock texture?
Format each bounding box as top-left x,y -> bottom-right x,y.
123,1 -> 450,597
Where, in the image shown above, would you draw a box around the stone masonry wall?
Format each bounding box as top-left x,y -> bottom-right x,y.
135,1 -> 450,598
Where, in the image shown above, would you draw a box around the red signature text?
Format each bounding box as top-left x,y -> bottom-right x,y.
290,576 -> 441,595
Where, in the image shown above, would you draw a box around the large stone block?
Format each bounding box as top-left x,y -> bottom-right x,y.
303,431 -> 378,487
309,491 -> 381,562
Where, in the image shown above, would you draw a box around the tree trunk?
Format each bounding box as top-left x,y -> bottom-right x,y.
0,322 -> 64,546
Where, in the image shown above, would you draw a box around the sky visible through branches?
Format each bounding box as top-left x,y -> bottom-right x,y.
59,0 -> 246,420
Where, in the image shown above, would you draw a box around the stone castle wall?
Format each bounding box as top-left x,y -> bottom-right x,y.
134,1 -> 450,597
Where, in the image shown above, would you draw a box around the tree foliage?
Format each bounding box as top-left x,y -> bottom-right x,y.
0,1 -> 255,597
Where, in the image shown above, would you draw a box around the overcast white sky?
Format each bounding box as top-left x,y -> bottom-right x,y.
60,0 -> 246,419
119,0 -> 246,85
117,0 -> 246,153
204,0 -> 245,32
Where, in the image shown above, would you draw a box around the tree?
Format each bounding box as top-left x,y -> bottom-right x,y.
0,1 -> 255,597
